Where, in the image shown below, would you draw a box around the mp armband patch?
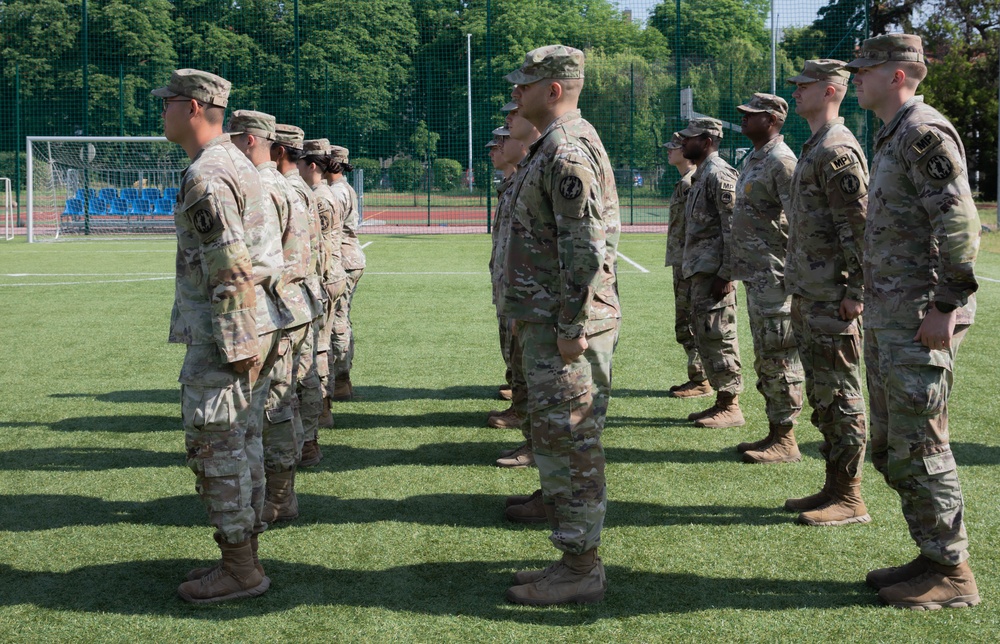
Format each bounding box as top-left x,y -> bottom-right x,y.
910,129 -> 943,159
828,154 -> 853,174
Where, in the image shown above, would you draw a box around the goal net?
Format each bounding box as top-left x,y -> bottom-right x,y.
27,136 -> 189,242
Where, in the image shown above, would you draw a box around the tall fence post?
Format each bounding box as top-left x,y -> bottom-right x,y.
15,63 -> 21,227
294,0 -> 301,123
486,0 -> 493,233
629,60 -> 635,225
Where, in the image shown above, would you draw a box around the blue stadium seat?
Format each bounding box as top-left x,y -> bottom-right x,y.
153,198 -> 173,215
163,187 -> 179,202
74,188 -> 97,202
63,198 -> 84,216
120,188 -> 139,201
130,199 -> 152,216
98,188 -> 118,201
142,188 -> 161,201
109,198 -> 130,215
88,198 -> 109,214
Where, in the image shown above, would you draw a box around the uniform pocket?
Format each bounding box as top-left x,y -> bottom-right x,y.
201,454 -> 247,512
888,343 -> 953,417
527,363 -> 591,414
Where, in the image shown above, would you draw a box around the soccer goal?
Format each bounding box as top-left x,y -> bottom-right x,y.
27,136 -> 189,242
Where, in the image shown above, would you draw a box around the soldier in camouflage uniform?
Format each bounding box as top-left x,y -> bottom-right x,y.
783,60 -> 871,526
499,45 -> 620,606
663,132 -> 709,399
849,34 -> 981,609
154,69 -> 271,603
326,146 -> 366,402
679,117 -> 744,429
229,111 -> 315,524
274,124 -> 328,467
731,94 -> 805,463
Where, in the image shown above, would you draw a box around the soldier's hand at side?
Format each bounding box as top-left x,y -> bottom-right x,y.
231,355 -> 260,374
839,297 -> 863,321
914,308 -> 956,350
710,277 -> 734,301
557,336 -> 588,364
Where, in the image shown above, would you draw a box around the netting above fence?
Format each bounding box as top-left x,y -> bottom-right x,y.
2,0 -> 995,233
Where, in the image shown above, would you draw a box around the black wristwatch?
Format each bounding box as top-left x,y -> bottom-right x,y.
933,301 -> 957,314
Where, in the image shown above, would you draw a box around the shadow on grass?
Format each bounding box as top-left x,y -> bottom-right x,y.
0,493 -> 788,531
2,414 -> 178,433
0,447 -> 180,471
50,385 -> 505,405
0,559 -> 874,620
51,390 -> 179,405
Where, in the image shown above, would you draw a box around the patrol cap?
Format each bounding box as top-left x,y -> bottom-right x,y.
505,45 -> 585,85
274,123 -> 305,150
845,33 -> 925,71
736,93 -> 788,120
492,126 -> 510,137
151,68 -> 231,108
786,59 -> 850,86
662,132 -> 685,149
501,100 -> 519,112
678,117 -> 724,139
227,109 -> 276,139
329,145 -> 349,163
485,139 -> 500,149
302,138 -> 331,155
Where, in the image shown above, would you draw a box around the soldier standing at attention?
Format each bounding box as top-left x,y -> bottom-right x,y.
663,132 -> 709,400
326,146 -> 366,402
273,124 -> 328,467
849,34 -> 981,609
154,69 -> 270,603
731,94 -> 805,463
783,60 -> 871,526
500,45 -> 620,606
678,118 -> 744,429
229,111 -> 315,523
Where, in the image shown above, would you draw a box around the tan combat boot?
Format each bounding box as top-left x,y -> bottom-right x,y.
736,424 -> 775,454
669,380 -> 713,399
695,392 -> 745,428
498,385 -> 513,401
797,474 -> 871,526
506,549 -> 606,605
177,539 -> 270,604
496,442 -> 534,468
261,469 -> 299,524
784,459 -> 834,511
498,441 -> 528,459
505,490 -> 547,524
867,555 -> 931,590
187,533 -> 265,581
299,439 -> 323,467
742,424 -> 801,464
332,375 -> 353,401
506,488 -> 542,507
318,397 -> 335,428
488,406 -> 521,429
878,560 -> 980,610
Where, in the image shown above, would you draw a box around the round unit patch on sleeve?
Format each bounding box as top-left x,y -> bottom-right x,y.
559,175 -> 583,200
193,208 -> 216,234
840,173 -> 861,195
926,154 -> 954,181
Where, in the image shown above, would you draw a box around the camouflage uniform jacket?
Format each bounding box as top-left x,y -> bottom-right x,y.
866,96 -> 980,329
260,162 -> 313,328
664,167 -> 694,268
499,110 -> 621,339
681,151 -> 738,280
169,133 -> 258,362
312,181 -> 349,288
330,176 -> 366,271
285,170 -> 326,319
489,172 -> 516,307
732,136 -> 796,291
786,118 -> 868,303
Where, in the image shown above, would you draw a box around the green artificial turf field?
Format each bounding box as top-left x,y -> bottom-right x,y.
1,232 -> 999,641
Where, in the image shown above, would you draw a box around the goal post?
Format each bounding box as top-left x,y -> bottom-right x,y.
26,136 -> 189,242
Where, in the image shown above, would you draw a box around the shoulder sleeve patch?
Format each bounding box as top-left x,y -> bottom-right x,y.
917,147 -> 961,185
719,181 -> 736,192
559,175 -> 584,200
910,129 -> 943,159
185,195 -> 225,243
828,154 -> 853,174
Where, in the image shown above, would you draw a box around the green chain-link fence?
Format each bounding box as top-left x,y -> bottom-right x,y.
3,0 -> 991,234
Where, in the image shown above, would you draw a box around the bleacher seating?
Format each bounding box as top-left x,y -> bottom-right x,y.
141,188 -> 161,201
87,198 -> 109,214
153,198 -> 173,215
163,187 -> 180,202
98,188 -> 118,201
120,188 -> 139,201
74,188 -> 97,202
130,199 -> 153,216
63,198 -> 84,217
109,198 -> 130,215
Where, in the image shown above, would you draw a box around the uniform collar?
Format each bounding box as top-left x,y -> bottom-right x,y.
750,135 -> 783,161
256,160 -> 278,171
802,117 -> 845,153
691,151 -> 719,181
875,95 -> 924,148
528,109 -> 582,155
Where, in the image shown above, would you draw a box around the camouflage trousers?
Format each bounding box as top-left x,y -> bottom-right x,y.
248,331 -> 281,531
263,323 -> 310,472
744,283 -> 803,427
672,268 -> 705,382
791,296 -> 866,477
329,268 -> 364,383
510,320 -> 618,555
866,326 -> 970,565
180,343 -> 257,544
689,273 -> 742,395
317,279 -> 343,396
297,318 -> 322,449
498,313 -> 531,444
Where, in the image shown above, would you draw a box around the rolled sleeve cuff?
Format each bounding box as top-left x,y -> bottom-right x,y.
213,310 -> 259,363
557,323 -> 586,340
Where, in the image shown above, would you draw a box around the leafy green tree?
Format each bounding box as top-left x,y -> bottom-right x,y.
388,158 -> 424,192
352,158 -> 381,192
433,158 -> 463,191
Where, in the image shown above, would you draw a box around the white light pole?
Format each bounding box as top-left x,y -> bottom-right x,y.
770,0 -> 777,94
467,33 -> 474,192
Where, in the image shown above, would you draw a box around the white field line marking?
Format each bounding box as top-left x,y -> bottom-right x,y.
4,273 -> 171,277
979,275 -> 1000,283
617,251 -> 650,273
360,241 -> 373,249
0,277 -> 173,287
